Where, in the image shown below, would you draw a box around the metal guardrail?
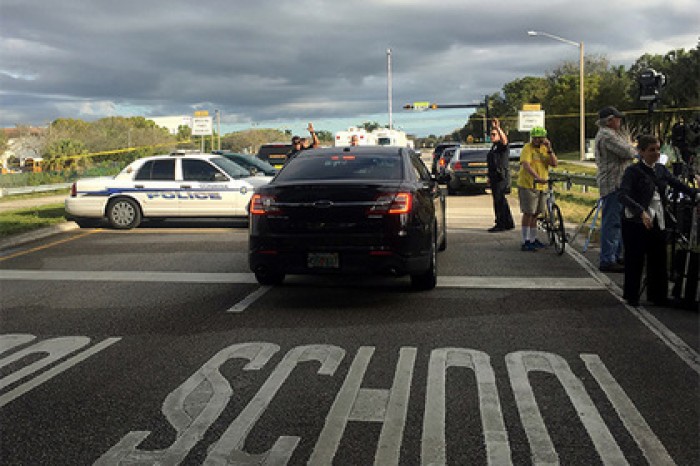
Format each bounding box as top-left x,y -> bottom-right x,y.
0,183 -> 72,197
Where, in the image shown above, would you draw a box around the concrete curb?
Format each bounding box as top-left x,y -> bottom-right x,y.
0,222 -> 80,250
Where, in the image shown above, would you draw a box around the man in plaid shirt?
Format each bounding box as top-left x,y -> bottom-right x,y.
595,106 -> 637,272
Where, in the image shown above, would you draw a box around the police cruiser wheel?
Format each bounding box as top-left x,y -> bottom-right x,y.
107,197 -> 142,230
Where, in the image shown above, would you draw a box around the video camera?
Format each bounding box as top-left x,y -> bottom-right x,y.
638,68 -> 666,104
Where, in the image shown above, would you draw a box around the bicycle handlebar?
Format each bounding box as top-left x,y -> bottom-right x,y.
533,175 -> 572,189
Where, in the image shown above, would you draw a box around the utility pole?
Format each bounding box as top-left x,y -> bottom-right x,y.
216,109 -> 221,151
387,48 -> 393,130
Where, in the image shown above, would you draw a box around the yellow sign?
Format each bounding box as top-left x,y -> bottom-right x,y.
522,104 -> 541,111
413,101 -> 430,110
194,110 -> 209,117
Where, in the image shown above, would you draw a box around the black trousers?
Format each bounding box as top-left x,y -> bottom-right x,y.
621,219 -> 668,303
491,179 -> 514,229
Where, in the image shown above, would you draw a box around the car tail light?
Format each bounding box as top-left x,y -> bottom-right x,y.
368,192 -> 413,215
70,182 -> 77,197
250,194 -> 280,215
454,161 -> 463,170
439,158 -> 446,167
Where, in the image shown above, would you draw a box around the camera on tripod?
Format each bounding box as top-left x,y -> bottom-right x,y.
638,68 -> 666,106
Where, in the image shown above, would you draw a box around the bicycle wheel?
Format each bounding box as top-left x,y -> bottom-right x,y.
551,204 -> 566,255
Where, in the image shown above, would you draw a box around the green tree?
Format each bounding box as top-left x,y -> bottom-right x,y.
220,128 -> 288,153
177,125 -> 192,141
358,121 -> 384,132
0,130 -> 7,154
44,138 -> 88,160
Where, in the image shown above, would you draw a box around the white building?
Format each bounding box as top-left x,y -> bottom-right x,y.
148,116 -> 193,135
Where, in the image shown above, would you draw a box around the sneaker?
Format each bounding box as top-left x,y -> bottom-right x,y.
521,241 -> 537,252
532,239 -> 547,249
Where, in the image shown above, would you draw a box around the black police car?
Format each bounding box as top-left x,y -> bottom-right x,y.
248,146 -> 447,289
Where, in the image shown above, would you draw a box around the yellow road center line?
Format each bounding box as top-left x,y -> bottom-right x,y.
0,229 -> 102,262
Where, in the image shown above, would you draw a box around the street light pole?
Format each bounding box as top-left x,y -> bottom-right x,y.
387,48 -> 393,130
527,31 -> 586,161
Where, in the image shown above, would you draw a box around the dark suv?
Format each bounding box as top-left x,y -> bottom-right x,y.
257,143 -> 292,169
431,142 -> 461,174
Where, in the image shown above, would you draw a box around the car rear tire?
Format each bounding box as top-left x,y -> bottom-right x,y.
438,228 -> 447,252
411,231 -> 437,291
106,197 -> 141,230
254,270 -> 285,286
438,205 -> 447,251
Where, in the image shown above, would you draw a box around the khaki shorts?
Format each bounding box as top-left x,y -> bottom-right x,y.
518,188 -> 546,215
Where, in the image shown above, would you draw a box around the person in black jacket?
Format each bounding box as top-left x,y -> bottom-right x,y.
486,118 -> 514,232
619,134 -> 699,306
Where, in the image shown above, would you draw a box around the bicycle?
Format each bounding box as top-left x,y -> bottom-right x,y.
535,175 -> 570,255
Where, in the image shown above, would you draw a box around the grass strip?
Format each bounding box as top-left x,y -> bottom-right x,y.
0,204 -> 67,237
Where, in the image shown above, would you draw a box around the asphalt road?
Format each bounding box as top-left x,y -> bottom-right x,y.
0,193 -> 698,465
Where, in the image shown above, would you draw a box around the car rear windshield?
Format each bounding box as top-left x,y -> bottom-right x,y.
275,153 -> 403,181
257,144 -> 291,163
434,143 -> 459,155
457,150 -> 489,161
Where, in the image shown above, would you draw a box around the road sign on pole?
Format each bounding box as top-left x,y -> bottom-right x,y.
192,117 -> 213,136
518,110 -> 545,132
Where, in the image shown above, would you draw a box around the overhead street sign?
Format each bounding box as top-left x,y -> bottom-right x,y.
192,116 -> 213,136
518,110 -> 545,132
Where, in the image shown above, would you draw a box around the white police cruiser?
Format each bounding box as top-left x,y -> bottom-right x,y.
65,152 -> 273,229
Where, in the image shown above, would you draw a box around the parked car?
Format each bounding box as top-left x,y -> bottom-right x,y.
436,147 -> 458,182
65,152 -> 272,229
509,141 -> 525,161
445,147 -> 490,194
430,142 -> 461,174
248,146 -> 447,290
257,142 -> 292,169
221,152 -> 278,176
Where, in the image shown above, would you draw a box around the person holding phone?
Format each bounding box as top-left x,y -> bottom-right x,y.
516,126 -> 558,251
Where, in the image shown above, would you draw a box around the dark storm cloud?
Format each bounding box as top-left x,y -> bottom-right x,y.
1,0 -> 697,129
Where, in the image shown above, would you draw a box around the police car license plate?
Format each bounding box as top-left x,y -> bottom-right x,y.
475,176 -> 488,183
307,252 -> 339,268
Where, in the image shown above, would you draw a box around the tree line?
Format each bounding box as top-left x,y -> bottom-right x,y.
449,42 -> 699,150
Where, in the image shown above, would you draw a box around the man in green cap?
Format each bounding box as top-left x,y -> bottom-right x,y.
516,126 -> 558,251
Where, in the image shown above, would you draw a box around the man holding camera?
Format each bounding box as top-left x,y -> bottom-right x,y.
595,106 -> 637,273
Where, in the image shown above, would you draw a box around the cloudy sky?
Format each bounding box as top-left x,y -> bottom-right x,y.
1,0 -> 698,137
